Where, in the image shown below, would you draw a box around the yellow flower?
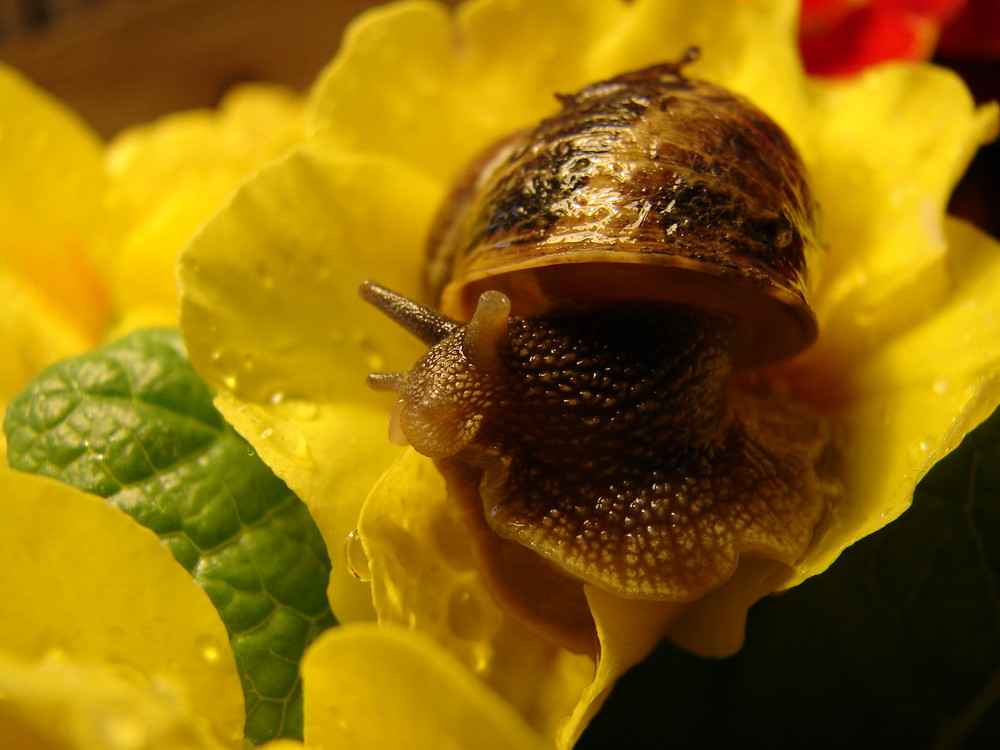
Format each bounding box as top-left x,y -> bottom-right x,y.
177,0 -> 1000,746
0,63 -> 303,459
0,468 -> 244,748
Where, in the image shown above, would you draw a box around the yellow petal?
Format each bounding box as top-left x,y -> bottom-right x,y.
807,64 -> 998,331
0,64 -> 113,342
213,391 -> 387,622
448,0 -> 624,140
359,450 -> 593,743
790,217 -> 1000,581
309,0 -> 623,181
592,0 -> 809,119
178,144 -> 442,621
106,84 -> 305,330
107,84 -> 303,225
0,269 -> 89,406
301,623 -> 548,750
310,0 -> 811,186
0,651 -> 230,750
0,469 -> 244,748
180,145 -> 439,404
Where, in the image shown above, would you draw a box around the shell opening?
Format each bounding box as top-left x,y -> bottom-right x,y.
442,262 -> 818,366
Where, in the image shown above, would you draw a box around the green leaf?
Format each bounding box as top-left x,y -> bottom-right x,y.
578,408 -> 1000,750
3,328 -> 337,745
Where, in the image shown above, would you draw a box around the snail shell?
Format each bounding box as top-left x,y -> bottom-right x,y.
425,56 -> 822,366
362,56 -> 832,612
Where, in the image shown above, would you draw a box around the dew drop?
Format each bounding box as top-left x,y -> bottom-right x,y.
345,529 -> 371,582
269,393 -> 319,421
933,379 -> 949,395
257,421 -> 315,467
246,445 -> 256,457
196,634 -> 222,664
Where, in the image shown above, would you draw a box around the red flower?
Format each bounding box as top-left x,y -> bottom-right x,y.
799,0 -> 966,75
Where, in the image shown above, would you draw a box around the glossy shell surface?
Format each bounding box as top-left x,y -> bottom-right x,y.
425,62 -> 823,365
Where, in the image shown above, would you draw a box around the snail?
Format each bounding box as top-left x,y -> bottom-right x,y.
361,52 -> 835,608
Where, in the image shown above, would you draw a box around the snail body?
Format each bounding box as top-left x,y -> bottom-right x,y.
363,57 -> 832,603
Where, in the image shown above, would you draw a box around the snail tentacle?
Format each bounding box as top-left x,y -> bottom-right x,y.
365,372 -> 406,391
359,280 -> 459,344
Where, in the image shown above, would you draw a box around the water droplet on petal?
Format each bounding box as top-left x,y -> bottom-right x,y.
269,393 -> 319,421
257,421 -> 314,467
345,529 -> 371,582
933,379 -> 949,395
197,634 -> 223,664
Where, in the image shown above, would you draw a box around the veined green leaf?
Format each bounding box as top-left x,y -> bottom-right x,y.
3,328 -> 337,745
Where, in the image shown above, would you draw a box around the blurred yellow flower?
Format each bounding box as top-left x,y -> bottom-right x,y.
0,468 -> 244,749
0,63 -> 303,441
175,0 -> 1000,747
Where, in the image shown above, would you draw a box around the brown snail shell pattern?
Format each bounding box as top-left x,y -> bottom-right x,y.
363,59 -> 835,611
425,59 -> 823,366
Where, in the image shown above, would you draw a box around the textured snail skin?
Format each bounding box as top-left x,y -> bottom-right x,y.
362,281 -> 831,602
362,61 -> 835,606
